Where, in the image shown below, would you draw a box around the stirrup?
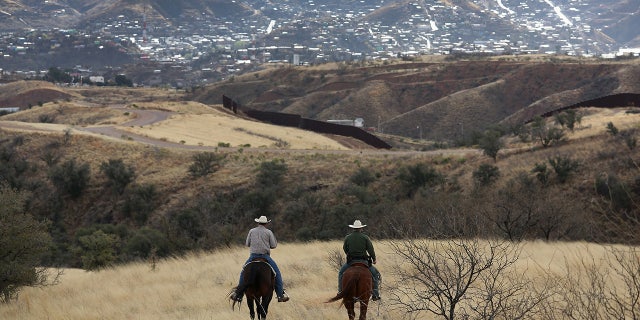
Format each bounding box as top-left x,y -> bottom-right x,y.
278,291 -> 290,302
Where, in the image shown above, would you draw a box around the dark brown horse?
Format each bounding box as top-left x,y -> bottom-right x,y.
231,259 -> 275,320
327,263 -> 373,320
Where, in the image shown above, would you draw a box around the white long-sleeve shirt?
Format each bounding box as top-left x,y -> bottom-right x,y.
246,225 -> 277,255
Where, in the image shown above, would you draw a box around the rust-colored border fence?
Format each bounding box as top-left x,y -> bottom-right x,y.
223,95 -> 391,149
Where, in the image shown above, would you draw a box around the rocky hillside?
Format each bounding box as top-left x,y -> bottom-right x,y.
191,55 -> 640,141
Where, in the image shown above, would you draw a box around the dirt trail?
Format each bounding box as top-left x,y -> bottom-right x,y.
1,107 -> 481,157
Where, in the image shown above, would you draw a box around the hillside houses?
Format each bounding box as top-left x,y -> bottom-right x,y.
0,0 -> 634,87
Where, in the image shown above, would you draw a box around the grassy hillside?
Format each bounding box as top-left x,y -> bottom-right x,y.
191,55 -> 640,141
1,60 -> 640,272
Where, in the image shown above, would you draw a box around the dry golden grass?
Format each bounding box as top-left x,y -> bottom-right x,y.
0,240 -> 636,320
122,111 -> 349,150
1,99 -> 351,150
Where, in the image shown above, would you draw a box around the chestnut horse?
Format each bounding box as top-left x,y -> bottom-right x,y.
231,259 -> 275,320
327,262 -> 373,320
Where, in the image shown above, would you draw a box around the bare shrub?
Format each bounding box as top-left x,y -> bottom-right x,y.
387,236 -> 532,320
547,246 -> 640,320
327,248 -> 345,272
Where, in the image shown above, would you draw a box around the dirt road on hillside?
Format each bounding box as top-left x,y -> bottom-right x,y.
1,107 -> 481,157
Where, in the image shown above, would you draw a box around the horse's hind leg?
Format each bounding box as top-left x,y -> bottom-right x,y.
248,298 -> 256,320
260,298 -> 271,319
346,300 -> 356,320
359,300 -> 369,320
258,298 -> 267,320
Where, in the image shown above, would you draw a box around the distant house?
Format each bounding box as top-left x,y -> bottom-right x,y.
0,107 -> 20,114
327,118 -> 364,127
89,76 -> 105,84
618,48 -> 640,56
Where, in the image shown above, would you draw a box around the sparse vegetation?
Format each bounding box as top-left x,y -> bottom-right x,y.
473,163 -> 500,186
49,158 -> 90,199
0,184 -> 61,302
100,159 -> 136,195
188,152 -> 225,177
479,129 -> 503,161
1,60 -> 640,320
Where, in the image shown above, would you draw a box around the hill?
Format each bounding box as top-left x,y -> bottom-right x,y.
191,55 -> 640,141
0,81 -> 75,109
1,56 -> 640,273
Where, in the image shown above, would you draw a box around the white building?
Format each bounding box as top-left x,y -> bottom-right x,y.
89,76 -> 105,84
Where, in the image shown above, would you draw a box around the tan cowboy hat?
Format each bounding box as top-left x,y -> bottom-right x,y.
349,220 -> 366,228
255,216 -> 271,224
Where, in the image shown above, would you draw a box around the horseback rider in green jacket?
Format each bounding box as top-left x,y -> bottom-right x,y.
338,220 -> 382,300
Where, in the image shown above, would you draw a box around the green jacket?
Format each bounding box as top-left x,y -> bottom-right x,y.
343,231 -> 376,262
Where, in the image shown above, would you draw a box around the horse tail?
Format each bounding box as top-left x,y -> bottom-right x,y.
326,274 -> 358,304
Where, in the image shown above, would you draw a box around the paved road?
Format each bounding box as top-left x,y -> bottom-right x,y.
1,108 -> 481,157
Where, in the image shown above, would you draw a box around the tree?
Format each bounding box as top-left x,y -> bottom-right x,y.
555,109 -> 582,131
100,159 -> 136,195
479,129 -> 503,161
531,116 -> 565,147
548,155 -> 580,184
0,184 -> 61,303
387,236 -> 524,320
44,67 -> 72,83
114,74 -> 133,87
49,159 -> 90,199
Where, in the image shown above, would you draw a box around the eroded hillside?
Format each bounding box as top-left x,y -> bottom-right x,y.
192,56 -> 640,141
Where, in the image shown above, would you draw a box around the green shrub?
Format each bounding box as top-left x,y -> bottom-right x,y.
620,130 -> 637,150
38,114 -> 55,123
188,152 -> 225,177
49,159 -> 90,199
122,183 -> 157,225
606,122 -> 619,136
100,159 -> 136,195
123,227 -> 170,260
0,184 -> 55,302
555,109 -> 581,131
256,159 -> 288,187
76,230 -> 120,271
479,129 -> 503,161
397,163 -> 444,197
473,163 -> 500,186
595,174 -> 634,212
548,156 -> 579,183
350,167 -> 376,187
531,162 -> 550,185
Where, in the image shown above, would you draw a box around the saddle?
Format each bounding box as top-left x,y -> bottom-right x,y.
350,262 -> 369,269
243,257 -> 276,275
347,255 -> 373,267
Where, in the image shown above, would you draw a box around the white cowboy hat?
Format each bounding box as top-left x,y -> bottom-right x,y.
255,216 -> 271,224
349,220 -> 366,228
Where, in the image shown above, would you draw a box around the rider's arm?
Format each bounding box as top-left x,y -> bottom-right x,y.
245,229 -> 252,247
366,237 -> 376,263
268,230 -> 277,249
